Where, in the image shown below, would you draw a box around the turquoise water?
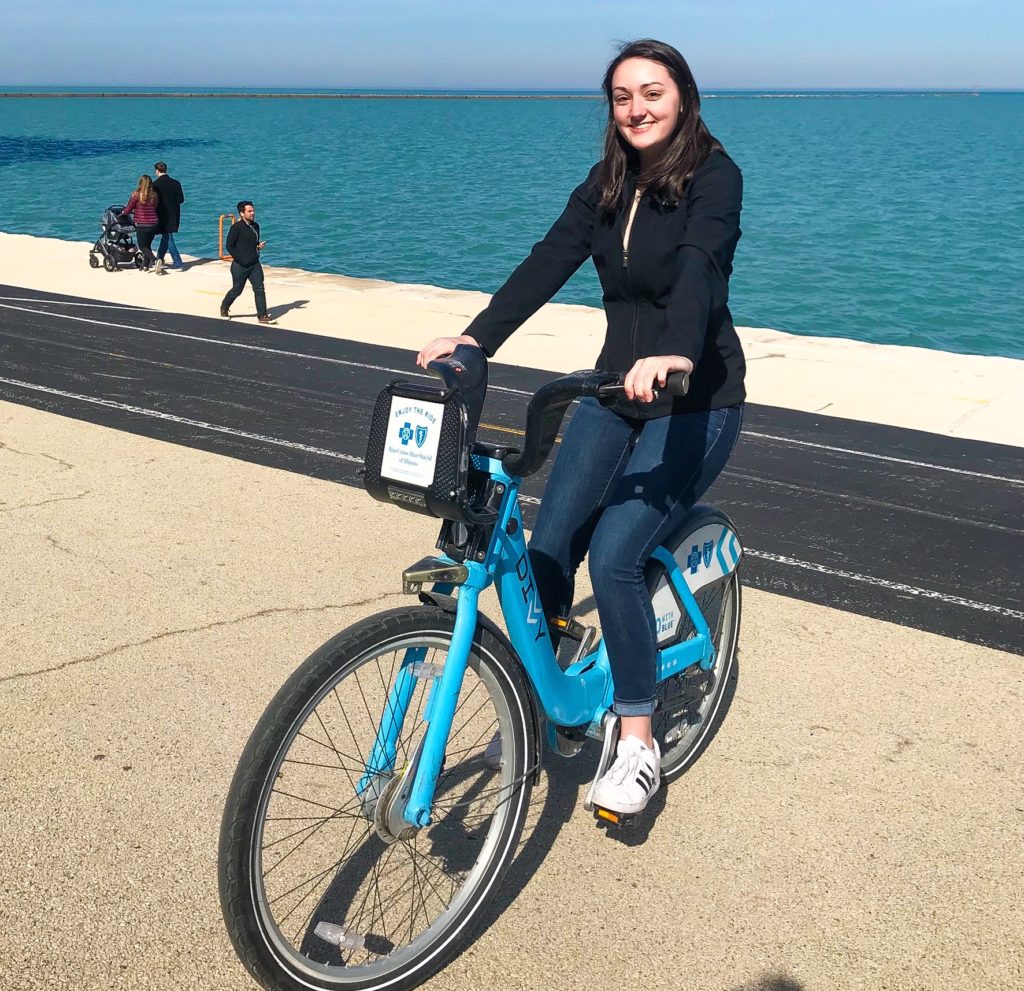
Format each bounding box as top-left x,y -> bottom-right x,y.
1,90 -> 1022,358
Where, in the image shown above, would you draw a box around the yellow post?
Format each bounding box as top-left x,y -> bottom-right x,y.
218,214 -> 236,260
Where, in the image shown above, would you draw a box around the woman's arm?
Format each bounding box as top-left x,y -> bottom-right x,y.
122,192 -> 138,215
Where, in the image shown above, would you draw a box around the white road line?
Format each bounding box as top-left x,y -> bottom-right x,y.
1,373 -> 1019,622
0,300 -> 532,396
0,376 -> 362,464
0,296 -> 157,311
745,548 -> 1024,619
1,299 -> 1020,480
744,430 -> 1023,485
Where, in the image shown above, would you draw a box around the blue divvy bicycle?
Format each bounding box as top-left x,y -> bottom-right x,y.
219,349 -> 743,991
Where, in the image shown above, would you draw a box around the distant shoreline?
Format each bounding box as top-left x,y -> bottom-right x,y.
0,92 -> 602,100
1,89 -> 1017,100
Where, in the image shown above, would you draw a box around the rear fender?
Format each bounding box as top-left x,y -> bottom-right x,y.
646,505 -> 743,648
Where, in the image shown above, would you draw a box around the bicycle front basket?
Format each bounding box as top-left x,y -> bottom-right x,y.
363,378 -> 471,521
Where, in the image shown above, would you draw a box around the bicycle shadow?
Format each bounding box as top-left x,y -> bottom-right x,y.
474,646 -> 741,935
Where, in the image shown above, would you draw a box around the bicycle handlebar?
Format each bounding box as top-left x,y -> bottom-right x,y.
501,369 -> 689,478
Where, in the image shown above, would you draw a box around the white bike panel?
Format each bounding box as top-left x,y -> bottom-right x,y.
651,523 -> 742,645
379,396 -> 446,488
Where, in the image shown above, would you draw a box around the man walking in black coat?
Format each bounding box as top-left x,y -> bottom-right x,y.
220,201 -> 276,324
153,161 -> 185,273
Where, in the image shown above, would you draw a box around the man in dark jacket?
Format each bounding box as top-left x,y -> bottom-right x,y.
153,162 -> 185,273
220,201 -> 276,324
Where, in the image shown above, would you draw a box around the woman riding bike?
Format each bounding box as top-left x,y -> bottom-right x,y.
417,38 -> 746,818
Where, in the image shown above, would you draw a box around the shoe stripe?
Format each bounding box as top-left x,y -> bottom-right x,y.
636,769 -> 654,791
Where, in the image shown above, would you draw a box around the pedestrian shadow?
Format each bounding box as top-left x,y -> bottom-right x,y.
268,299 -> 310,319
179,256 -> 221,269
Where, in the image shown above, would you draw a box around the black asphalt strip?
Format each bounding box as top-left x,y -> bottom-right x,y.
2,284 -> 1021,654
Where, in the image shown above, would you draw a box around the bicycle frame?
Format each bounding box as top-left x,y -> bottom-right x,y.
361,455 -> 718,829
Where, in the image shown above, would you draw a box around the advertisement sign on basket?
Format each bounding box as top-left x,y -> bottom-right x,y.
379,396 -> 446,488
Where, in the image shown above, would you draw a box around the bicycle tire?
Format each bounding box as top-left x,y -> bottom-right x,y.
654,563 -> 741,783
219,605 -> 536,991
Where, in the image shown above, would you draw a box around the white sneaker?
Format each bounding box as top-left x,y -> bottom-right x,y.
590,735 -> 661,815
154,258 -> 164,274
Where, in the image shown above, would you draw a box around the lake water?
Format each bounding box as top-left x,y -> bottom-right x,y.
1,89 -> 1021,358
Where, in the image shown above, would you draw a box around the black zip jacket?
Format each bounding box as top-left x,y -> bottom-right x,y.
467,150 -> 745,418
226,219 -> 261,267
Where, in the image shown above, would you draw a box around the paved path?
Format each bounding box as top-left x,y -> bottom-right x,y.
1,284 -> 1022,652
2,404 -> 1022,990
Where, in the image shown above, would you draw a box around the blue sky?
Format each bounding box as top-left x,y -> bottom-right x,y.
1,1 -> 1021,89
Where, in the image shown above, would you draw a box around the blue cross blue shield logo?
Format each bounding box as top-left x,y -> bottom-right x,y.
415,425 -> 428,448
398,422 -> 413,445
703,540 -> 714,568
686,544 -> 701,574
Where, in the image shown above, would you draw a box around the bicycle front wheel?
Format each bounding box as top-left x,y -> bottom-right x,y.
219,605 -> 535,991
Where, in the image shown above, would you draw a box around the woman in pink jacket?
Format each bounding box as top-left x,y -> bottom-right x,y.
121,175 -> 161,271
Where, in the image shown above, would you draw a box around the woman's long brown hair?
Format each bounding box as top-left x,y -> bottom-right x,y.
595,39 -> 722,212
135,174 -> 154,205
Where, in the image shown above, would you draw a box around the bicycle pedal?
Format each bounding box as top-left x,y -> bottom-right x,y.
550,615 -> 588,641
593,806 -> 637,828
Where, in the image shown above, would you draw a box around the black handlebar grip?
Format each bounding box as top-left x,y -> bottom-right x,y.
662,371 -> 690,398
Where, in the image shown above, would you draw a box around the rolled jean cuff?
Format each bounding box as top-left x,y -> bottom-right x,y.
613,698 -> 657,717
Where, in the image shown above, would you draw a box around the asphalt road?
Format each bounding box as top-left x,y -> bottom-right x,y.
2,284 -> 1022,654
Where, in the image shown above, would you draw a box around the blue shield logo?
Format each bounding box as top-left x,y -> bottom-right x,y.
702,540 -> 714,568
415,425 -> 428,448
398,422 -> 413,445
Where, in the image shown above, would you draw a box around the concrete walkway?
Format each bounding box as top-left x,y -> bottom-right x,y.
2,231 -> 1023,447
2,401 -> 1021,991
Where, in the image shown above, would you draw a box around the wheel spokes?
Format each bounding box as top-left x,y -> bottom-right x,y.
255,636 -> 514,972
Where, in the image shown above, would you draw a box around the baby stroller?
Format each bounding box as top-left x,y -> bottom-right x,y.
88,205 -> 145,272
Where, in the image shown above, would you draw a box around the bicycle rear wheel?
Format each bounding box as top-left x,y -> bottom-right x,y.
654,571 -> 741,781
219,605 -> 535,991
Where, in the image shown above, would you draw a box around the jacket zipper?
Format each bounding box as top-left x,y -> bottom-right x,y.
623,190 -> 641,367
622,188 -> 641,271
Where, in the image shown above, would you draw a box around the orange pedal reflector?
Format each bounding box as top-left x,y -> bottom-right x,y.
596,808 -> 619,824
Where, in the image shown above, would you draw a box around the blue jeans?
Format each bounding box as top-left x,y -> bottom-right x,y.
156,233 -> 183,269
529,399 -> 743,715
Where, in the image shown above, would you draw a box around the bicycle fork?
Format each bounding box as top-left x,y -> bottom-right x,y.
357,564 -> 488,833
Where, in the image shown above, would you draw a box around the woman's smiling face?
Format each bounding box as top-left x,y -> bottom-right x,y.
610,57 -> 682,165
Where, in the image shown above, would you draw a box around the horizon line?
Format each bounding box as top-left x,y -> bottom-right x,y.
2,85 -> 1021,96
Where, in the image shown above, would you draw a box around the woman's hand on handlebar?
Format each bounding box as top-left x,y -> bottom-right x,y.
416,335 -> 481,369
623,355 -> 694,403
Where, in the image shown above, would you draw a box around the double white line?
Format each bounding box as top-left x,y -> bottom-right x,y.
2,374 -> 1021,623
2,298 -> 1022,625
